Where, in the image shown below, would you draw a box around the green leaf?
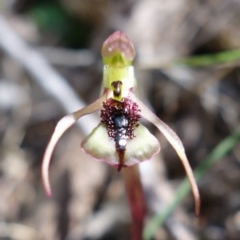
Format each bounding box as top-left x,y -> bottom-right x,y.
177,49 -> 240,67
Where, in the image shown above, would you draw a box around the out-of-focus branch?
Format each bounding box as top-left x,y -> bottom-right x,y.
38,47 -> 95,67
0,16 -> 98,135
0,222 -> 40,240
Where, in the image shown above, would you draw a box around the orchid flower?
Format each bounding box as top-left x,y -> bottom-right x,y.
41,31 -> 200,219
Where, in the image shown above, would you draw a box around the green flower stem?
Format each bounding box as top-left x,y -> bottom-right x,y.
143,126 -> 240,240
122,165 -> 146,240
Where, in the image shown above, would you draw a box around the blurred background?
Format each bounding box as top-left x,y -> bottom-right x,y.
1,0 -> 240,239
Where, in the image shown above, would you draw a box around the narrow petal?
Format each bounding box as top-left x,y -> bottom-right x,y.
132,94 -> 200,216
41,93 -> 107,196
81,123 -> 160,167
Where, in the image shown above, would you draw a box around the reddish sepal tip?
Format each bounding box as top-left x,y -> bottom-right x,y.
101,31 -> 135,60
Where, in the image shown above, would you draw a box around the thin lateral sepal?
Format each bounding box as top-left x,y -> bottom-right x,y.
41,92 -> 108,197
132,94 -> 200,216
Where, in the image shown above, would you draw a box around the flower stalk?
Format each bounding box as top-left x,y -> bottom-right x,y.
41,31 -> 200,239
122,165 -> 146,240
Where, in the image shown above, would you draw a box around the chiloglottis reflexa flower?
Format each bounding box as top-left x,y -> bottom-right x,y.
41,31 -> 200,216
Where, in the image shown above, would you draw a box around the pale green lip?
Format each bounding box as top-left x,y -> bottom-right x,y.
81,123 -> 160,168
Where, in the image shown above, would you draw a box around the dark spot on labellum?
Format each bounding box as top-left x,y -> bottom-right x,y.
113,115 -> 128,129
100,97 -> 141,170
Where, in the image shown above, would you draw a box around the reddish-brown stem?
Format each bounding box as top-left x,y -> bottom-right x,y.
122,165 -> 145,240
